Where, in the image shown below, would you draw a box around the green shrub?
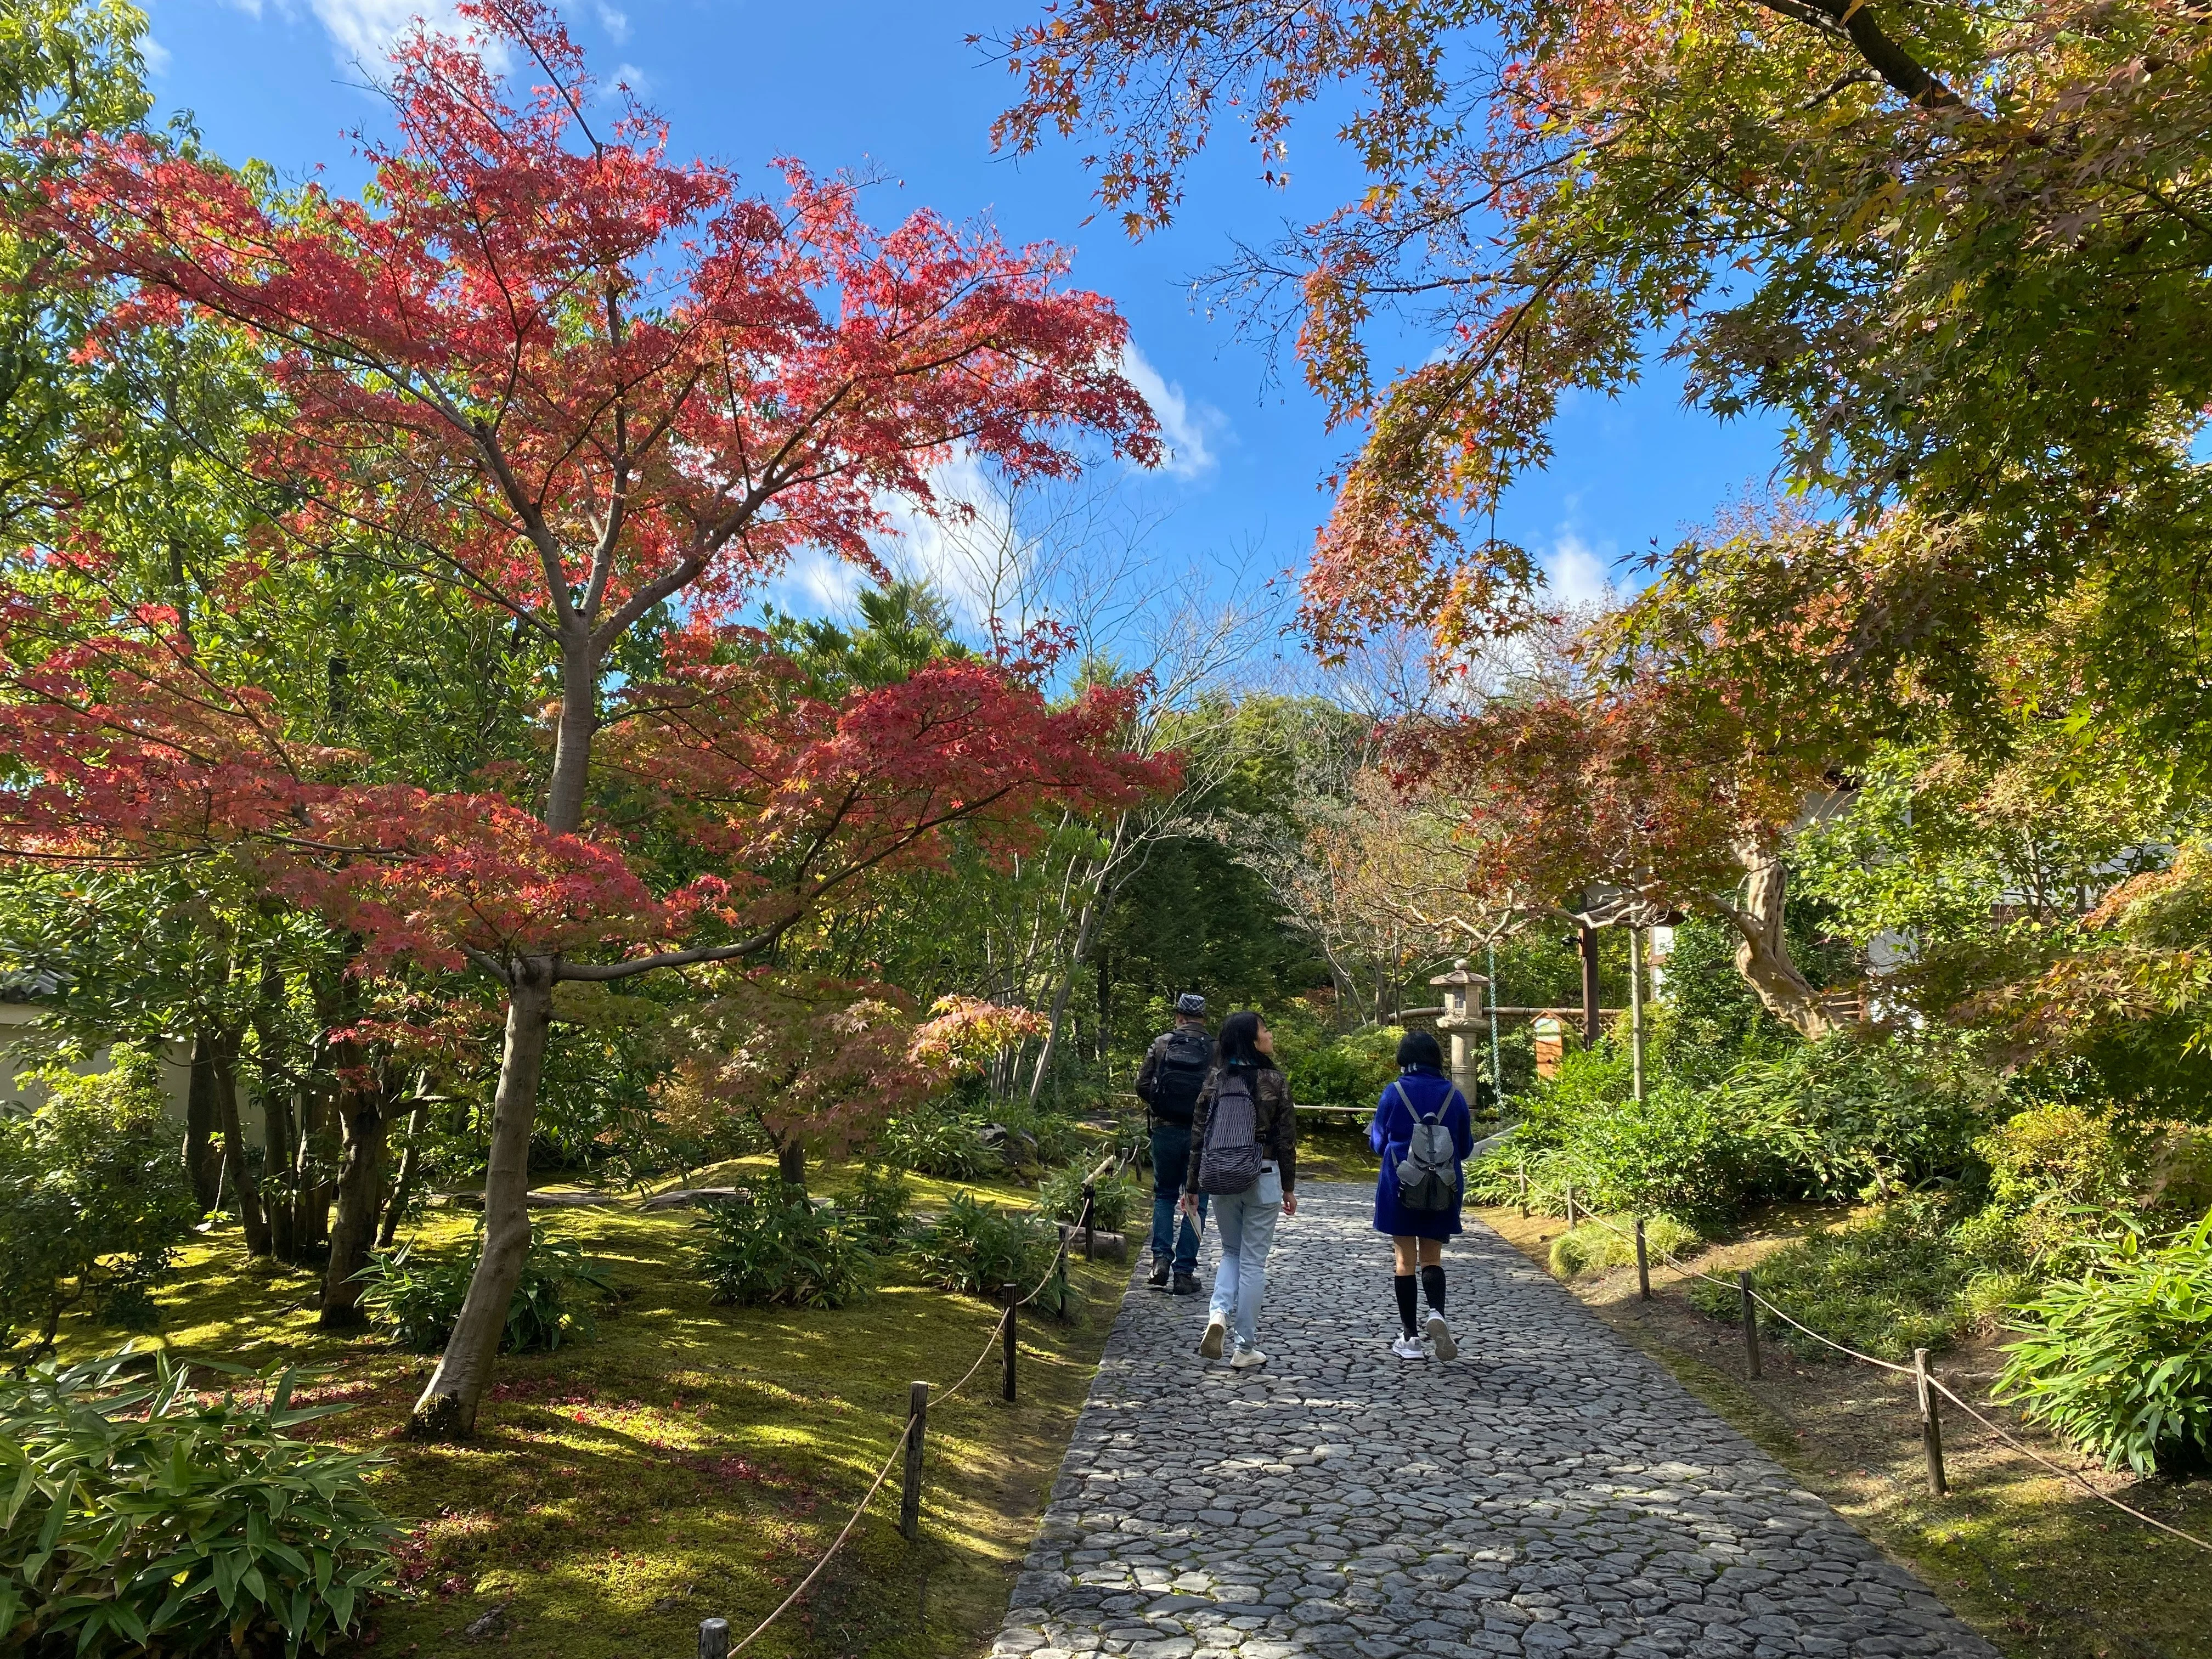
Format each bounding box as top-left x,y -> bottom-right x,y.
1548,1215 -> 1700,1279
0,1351 -> 395,1657
879,1108 -> 997,1179
837,1164 -> 915,1251
1282,1026 -> 1402,1111
910,1192 -> 1071,1318
1725,1030 -> 2008,1200
1996,1214 -> 2212,1475
1038,1164 -> 1138,1234
1689,1199 -> 1977,1361
0,1049 -> 200,1363
358,1221 -> 609,1352
693,1187 -> 873,1308
1549,1085 -> 1757,1232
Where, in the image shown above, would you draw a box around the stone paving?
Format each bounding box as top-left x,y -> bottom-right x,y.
990,1182 -> 1997,1659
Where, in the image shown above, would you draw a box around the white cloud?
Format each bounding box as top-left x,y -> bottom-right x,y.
594,2 -> 629,42
141,31 -> 173,72
1118,342 -> 1221,482
607,60 -> 649,96
1543,528 -> 1618,610
297,0 -> 510,73
781,549 -> 865,614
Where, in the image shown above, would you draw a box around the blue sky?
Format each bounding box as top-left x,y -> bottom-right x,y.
138,0 -> 1783,631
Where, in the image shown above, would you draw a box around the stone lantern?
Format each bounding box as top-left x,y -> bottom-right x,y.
1428,957 -> 1489,1098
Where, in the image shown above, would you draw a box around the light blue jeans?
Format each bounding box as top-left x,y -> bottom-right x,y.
1207,1166 -> 1283,1352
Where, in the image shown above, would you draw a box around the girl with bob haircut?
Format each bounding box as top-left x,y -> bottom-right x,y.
1182,1009 -> 1299,1369
1368,1027 -> 1474,1359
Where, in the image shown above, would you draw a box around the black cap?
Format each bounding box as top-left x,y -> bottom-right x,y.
1175,992 -> 1206,1017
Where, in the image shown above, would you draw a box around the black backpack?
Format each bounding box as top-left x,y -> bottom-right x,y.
1145,1028 -> 1211,1125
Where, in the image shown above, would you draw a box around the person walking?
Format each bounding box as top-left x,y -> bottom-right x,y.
1135,992 -> 1214,1293
1369,1029 -> 1474,1360
1184,1010 -> 1297,1369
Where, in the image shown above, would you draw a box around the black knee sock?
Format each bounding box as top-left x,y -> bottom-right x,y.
1393,1273 -> 1418,1336
1421,1265 -> 1447,1318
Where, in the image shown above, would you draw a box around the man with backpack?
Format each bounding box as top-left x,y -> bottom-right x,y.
1135,991 -> 1212,1293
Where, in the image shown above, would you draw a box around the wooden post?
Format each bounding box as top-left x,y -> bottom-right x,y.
1635,1217 -> 1652,1302
900,1381 -> 928,1542
1081,1183 -> 1096,1260
1628,926 -> 1646,1103
1915,1348 -> 1949,1496
1001,1285 -> 1018,1403
1564,1184 -> 1577,1230
698,1620 -> 729,1659
1577,921 -> 1601,1048
1738,1271 -> 1762,1379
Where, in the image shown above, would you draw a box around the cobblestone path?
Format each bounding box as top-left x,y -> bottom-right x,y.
990,1182 -> 1996,1659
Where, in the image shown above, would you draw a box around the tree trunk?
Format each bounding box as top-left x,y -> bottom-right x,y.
408,963 -> 554,1440
184,1036 -> 221,1211
256,959 -> 308,1264
379,1094 -> 431,1250
1720,840 -> 1837,1042
776,1134 -> 806,1191
293,1089 -> 332,1255
210,1035 -> 272,1259
319,1060 -> 390,1329
1577,922 -> 1601,1048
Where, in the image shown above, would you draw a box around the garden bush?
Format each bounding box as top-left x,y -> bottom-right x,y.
1725,1030 -> 2008,1200
836,1163 -> 915,1250
909,1192 -> 1071,1317
0,1048 -> 200,1363
1967,1102 -> 2142,1265
879,1106 -> 997,1179
358,1221 -> 609,1352
694,1186 -> 874,1308
1688,1199 -> 1979,1361
1038,1163 -> 1138,1234
0,1351 -> 394,1658
1996,1214 -> 2212,1475
1549,1084 -> 1759,1232
1547,1214 -> 1699,1280
1283,1025 -> 1402,1111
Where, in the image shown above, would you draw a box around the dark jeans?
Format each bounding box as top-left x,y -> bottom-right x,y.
1149,1121 -> 1209,1273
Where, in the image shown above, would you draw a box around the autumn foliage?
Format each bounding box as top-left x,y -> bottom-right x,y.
0,0 -> 1167,1436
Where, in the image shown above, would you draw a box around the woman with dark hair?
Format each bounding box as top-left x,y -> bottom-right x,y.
1181,1010 -> 1298,1369
1369,1027 -> 1474,1359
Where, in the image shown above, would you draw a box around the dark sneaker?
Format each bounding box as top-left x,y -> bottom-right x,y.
1172,1272 -> 1201,1296
1147,1260 -> 1171,1290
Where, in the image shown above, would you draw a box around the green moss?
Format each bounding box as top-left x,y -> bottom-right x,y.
54,1167 -> 1121,1659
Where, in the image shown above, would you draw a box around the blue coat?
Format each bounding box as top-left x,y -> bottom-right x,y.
1369,1067 -> 1475,1239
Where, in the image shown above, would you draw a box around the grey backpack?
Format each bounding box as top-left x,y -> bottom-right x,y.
1197,1071 -> 1263,1194
1390,1081 -> 1462,1214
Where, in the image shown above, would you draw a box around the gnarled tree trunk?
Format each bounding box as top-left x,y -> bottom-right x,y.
407,961 -> 554,1438
1714,840 -> 1837,1042
319,1057 -> 391,1328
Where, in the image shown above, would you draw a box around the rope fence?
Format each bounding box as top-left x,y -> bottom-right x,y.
697,1146 -> 1133,1657
1553,1200 -> 2212,1556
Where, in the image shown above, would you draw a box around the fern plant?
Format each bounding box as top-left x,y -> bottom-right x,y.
1996,1214 -> 2212,1475
693,1187 -> 874,1308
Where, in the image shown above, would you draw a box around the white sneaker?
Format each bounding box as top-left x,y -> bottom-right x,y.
1228,1346 -> 1268,1369
1390,1334 -> 1426,1360
1197,1316 -> 1227,1361
1427,1314 -> 1457,1361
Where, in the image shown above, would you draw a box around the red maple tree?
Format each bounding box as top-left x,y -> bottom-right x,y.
11,0 -> 1164,1435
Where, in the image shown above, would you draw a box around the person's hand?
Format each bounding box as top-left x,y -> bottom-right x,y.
1181,1193 -> 1199,1217
1282,1193 -> 1298,1217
